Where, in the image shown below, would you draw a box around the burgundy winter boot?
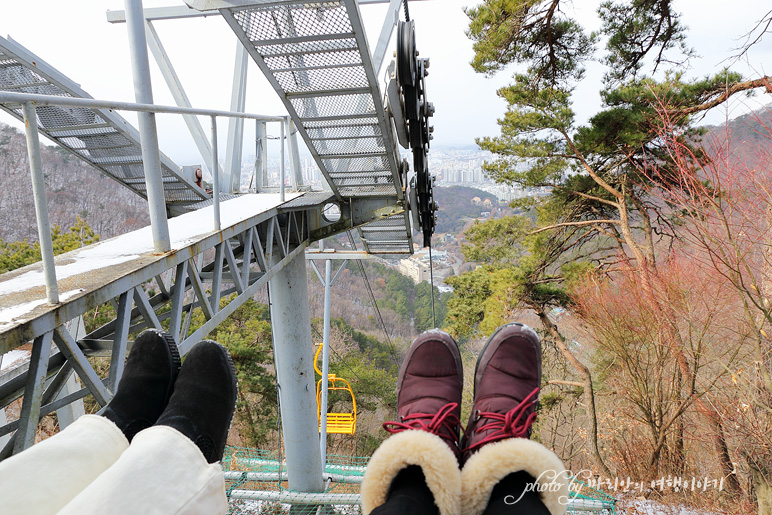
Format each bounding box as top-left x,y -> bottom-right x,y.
361,329 -> 463,515
460,323 -> 568,515
461,322 -> 541,460
387,329 -> 464,454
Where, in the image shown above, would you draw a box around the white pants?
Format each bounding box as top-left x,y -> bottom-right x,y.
0,415 -> 227,515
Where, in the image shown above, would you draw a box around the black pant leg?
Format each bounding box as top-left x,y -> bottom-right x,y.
481,471 -> 552,515
369,465 -> 439,515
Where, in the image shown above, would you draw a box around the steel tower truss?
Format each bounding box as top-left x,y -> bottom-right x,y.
0,196 -> 311,458
0,2 -> 437,486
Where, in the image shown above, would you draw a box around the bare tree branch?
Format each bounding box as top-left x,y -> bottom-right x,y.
668,76 -> 772,117
530,219 -> 621,235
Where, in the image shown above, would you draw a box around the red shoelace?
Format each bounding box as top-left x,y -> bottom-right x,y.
465,387 -> 540,453
383,402 -> 461,445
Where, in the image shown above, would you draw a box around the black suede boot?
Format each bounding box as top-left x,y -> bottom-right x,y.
155,340 -> 237,463
102,329 -> 181,442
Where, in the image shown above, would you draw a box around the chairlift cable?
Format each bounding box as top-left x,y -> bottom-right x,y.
428,245 -> 436,328
346,231 -> 401,368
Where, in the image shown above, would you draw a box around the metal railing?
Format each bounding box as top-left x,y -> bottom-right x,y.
0,90 -> 291,305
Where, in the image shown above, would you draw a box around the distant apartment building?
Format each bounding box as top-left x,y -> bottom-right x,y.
399,258 -> 431,284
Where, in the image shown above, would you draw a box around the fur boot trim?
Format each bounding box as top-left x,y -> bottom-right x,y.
461,438 -> 568,515
361,430 -> 461,515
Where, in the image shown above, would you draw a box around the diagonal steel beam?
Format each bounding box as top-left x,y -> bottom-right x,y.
52,328 -> 111,407
13,331 -> 53,453
251,226 -> 268,272
145,20 -> 221,180
108,290 -> 133,391
134,286 -> 163,330
223,239 -> 245,294
211,243 -> 225,312
169,261 -> 189,341
241,226 -> 254,287
188,259 -> 215,320
179,240 -> 308,355
372,0 -> 403,75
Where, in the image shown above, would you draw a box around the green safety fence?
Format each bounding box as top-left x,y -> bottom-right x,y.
223,446 -> 617,515
224,446 -> 363,515
567,477 -> 617,514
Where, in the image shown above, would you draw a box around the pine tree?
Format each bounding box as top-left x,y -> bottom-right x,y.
451,0 -> 772,488
0,216 -> 100,274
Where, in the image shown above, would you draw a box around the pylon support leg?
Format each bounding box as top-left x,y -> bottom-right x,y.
269,250 -> 324,500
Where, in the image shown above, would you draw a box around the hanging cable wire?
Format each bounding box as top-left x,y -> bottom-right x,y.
428,245 -> 436,328
403,0 -> 410,21
346,231 -> 401,368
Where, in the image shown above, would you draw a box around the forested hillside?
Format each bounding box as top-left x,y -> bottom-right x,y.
0,122 -> 149,243
433,185 -> 493,233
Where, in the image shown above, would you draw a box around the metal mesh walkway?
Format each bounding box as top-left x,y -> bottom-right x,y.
208,0 -> 414,254
0,35 -> 209,209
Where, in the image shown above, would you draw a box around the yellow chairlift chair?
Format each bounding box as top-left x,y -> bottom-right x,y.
314,344 -> 357,435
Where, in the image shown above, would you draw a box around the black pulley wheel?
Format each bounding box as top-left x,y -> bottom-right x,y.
397,21 -> 416,88
404,84 -> 420,121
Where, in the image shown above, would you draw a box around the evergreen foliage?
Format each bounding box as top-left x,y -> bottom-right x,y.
450,0 -> 772,499
0,216 -> 99,274
449,0 -> 772,336
360,261 -> 449,333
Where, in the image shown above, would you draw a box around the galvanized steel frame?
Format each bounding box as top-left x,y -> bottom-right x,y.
143,19 -> 225,183
0,0 -> 426,473
0,208 -> 309,460
207,0 -> 417,256
217,0 -> 403,199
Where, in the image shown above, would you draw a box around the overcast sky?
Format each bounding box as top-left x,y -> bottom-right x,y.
1,1 -> 771,166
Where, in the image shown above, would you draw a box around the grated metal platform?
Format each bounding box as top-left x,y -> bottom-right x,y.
0,35 -> 209,209
187,0 -> 415,254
